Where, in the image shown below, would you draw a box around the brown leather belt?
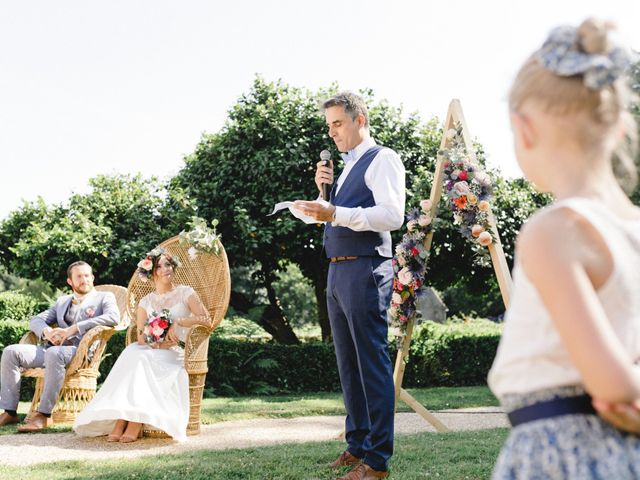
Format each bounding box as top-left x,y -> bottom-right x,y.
330,256 -> 359,263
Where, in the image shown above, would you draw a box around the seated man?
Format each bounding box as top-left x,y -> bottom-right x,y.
0,261 -> 119,432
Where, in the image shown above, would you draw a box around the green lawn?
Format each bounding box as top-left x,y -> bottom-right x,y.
1,386 -> 497,436
0,428 -> 508,480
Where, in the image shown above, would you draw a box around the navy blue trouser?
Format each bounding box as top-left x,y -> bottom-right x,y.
327,256 -> 395,472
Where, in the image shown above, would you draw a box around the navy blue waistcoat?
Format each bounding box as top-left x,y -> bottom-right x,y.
324,145 -> 392,258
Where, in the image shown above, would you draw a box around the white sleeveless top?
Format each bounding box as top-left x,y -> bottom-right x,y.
488,198 -> 640,398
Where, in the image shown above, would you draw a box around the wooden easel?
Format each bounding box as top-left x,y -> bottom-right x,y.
392,99 -> 514,431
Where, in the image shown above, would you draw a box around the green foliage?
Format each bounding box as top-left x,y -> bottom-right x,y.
273,264 -> 318,327
407,320 -> 502,387
0,174 -> 195,288
0,319 -> 29,350
0,291 -> 46,322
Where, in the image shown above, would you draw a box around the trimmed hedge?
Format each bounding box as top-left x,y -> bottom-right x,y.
0,319 -> 502,398
0,291 -> 48,322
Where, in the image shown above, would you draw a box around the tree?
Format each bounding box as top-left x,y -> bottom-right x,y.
0,174 -> 193,288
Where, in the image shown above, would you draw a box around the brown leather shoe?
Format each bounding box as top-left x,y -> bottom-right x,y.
0,412 -> 19,427
337,463 -> 389,480
16,412 -> 53,433
330,450 -> 362,468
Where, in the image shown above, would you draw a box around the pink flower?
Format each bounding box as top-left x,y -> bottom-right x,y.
453,181 -> 470,196
158,319 -> 169,330
471,225 -> 484,237
458,170 -> 468,181
85,307 -> 96,318
418,214 -> 431,227
420,199 -> 433,212
397,255 -> 406,266
392,292 -> 404,305
398,267 -> 413,286
478,231 -> 493,246
152,326 -> 164,337
138,258 -> 153,271
407,220 -> 417,232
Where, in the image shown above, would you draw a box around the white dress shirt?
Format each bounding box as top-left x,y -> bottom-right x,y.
332,137 -> 405,233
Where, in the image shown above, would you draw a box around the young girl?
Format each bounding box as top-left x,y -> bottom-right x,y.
488,19 -> 640,479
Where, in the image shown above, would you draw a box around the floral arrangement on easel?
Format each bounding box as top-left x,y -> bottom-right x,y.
388,199 -> 434,337
441,124 -> 495,266
389,124 -> 496,339
179,216 -> 223,259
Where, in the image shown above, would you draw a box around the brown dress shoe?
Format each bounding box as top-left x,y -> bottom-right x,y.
0,412 -> 19,427
330,450 -> 362,468
17,412 -> 53,433
337,463 -> 389,480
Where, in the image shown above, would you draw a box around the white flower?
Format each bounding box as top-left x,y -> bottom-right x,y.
418,215 -> 432,227
398,267 -> 413,286
407,220 -> 417,232
453,181 -> 470,196
420,199 -> 433,212
453,214 -> 463,224
187,246 -> 198,260
392,292 -> 404,305
445,129 -> 457,140
397,255 -> 407,266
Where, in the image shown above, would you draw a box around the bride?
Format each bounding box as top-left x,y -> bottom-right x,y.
73,248 -> 210,442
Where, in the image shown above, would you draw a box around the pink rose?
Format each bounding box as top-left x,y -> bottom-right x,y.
478,200 -> 491,212
420,199 -> 433,212
478,231 -> 493,246
152,326 -> 164,337
471,225 -> 484,238
398,267 -> 413,286
453,181 -> 470,196
138,258 -> 153,270
458,170 -> 468,181
392,292 -> 403,305
418,214 -> 431,227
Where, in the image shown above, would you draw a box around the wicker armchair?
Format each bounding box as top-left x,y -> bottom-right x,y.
19,284 -> 129,423
125,235 -> 231,436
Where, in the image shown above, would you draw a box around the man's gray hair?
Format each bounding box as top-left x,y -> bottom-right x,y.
322,92 -> 370,128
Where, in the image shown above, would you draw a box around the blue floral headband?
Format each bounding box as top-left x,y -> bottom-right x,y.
535,25 -> 633,90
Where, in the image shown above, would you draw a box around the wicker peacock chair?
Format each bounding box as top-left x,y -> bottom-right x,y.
125,235 -> 231,436
19,284 -> 129,423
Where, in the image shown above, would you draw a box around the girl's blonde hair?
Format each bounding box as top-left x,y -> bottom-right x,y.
509,18 -> 638,190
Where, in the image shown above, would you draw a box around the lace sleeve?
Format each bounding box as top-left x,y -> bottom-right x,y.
180,285 -> 196,305
138,294 -> 151,314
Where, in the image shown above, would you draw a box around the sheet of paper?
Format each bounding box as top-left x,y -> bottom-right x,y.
268,200 -> 329,224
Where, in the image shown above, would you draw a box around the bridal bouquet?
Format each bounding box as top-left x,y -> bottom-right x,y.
143,309 -> 173,344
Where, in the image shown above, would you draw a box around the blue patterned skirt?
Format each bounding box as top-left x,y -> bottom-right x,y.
493,386 -> 640,480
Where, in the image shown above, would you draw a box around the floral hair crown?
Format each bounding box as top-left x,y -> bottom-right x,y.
136,247 -> 179,282
535,24 -> 633,90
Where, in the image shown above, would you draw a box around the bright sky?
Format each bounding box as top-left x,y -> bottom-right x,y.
1,1 -> 638,221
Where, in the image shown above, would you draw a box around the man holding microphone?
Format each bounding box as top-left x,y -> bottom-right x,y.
295,91 -> 405,480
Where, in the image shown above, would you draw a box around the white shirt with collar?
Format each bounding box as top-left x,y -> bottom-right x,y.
332,136 -> 405,233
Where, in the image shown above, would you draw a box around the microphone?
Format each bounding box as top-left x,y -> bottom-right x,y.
320,150 -> 333,201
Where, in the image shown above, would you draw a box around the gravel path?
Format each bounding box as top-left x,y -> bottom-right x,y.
0,407 -> 507,467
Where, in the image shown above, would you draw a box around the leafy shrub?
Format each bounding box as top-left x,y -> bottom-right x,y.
0,291 -> 47,322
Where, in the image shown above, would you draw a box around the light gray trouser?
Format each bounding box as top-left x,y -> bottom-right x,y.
0,344 -> 76,414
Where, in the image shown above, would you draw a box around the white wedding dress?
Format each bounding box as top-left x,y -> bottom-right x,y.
73,285 -> 195,442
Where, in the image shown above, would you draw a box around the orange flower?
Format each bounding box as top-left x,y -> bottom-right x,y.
454,196 -> 467,209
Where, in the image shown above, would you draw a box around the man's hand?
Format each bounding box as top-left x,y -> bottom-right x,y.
47,325 -> 79,346
315,160 -> 334,194
293,200 -> 336,223
593,398 -> 640,434
43,327 -> 60,345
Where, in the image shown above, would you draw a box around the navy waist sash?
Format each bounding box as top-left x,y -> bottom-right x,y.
507,394 -> 596,427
